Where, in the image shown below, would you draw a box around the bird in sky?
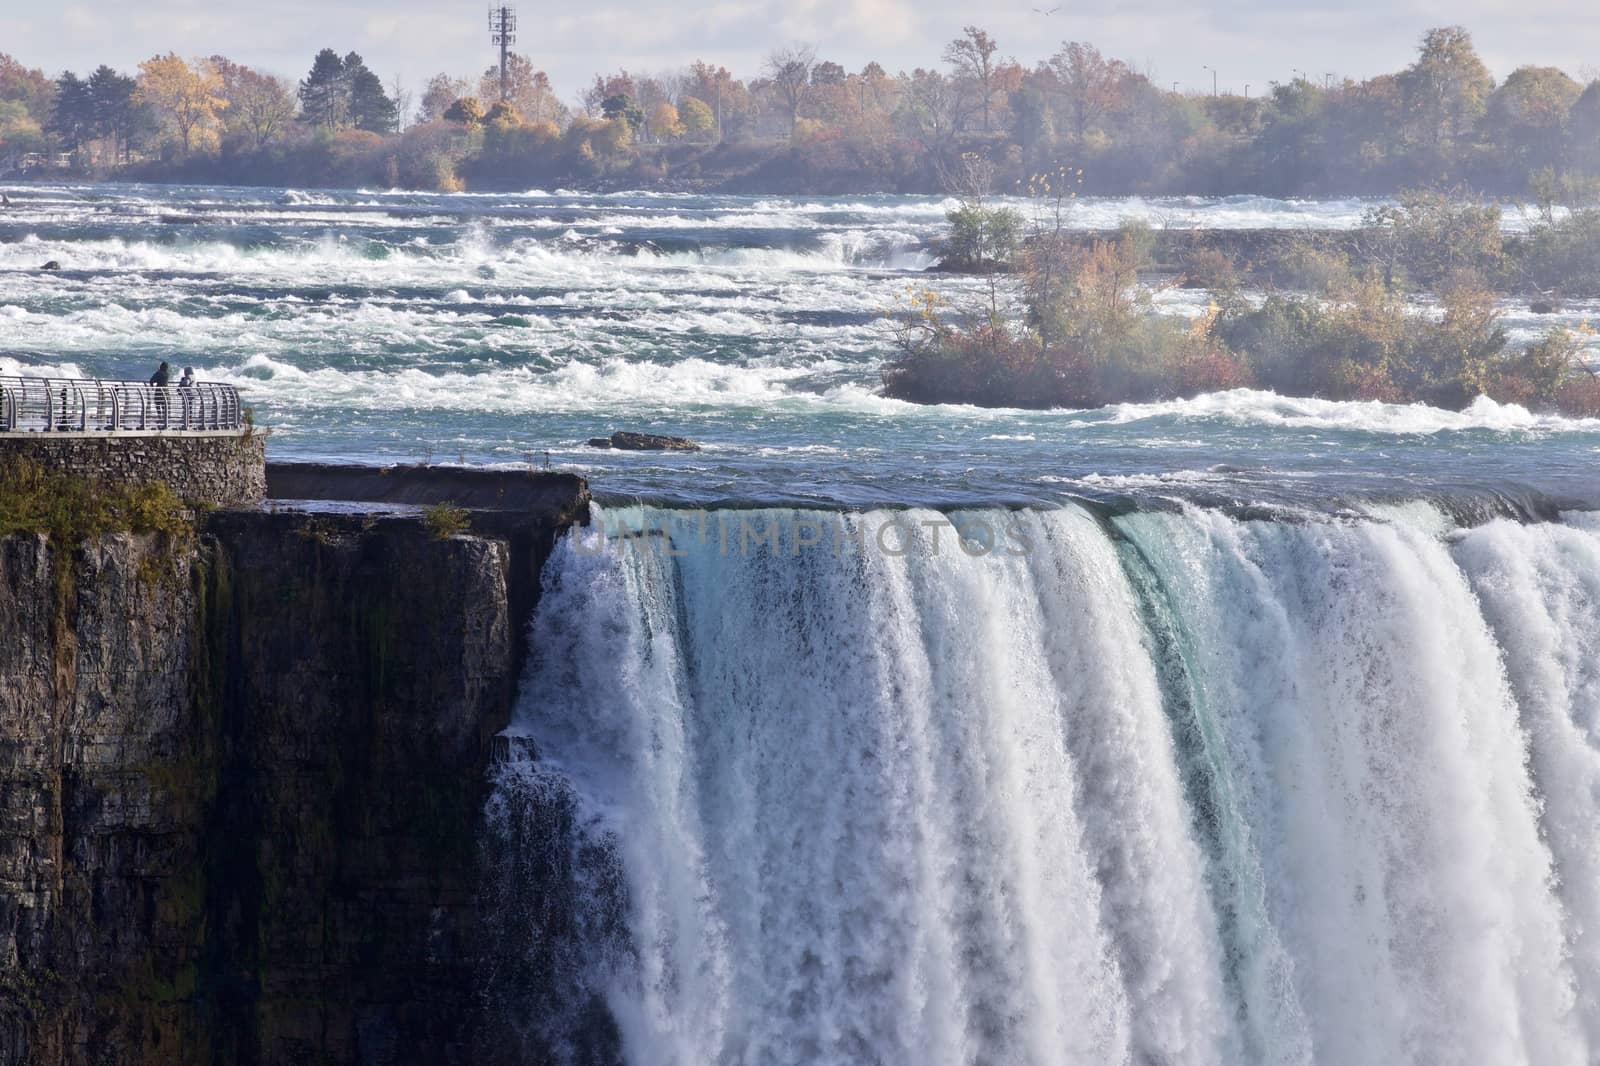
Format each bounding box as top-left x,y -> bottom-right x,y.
1034,5 -> 1061,13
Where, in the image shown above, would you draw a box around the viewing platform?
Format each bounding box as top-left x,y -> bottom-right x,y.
0,374 -> 264,507
0,374 -> 243,435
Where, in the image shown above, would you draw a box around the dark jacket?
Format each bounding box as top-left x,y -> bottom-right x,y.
149,364 -> 170,387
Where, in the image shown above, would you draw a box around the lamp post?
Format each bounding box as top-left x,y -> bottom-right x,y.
1202,64 -> 1217,97
1244,83 -> 1250,99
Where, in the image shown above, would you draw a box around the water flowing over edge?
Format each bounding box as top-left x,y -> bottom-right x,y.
480,501 -> 1600,1066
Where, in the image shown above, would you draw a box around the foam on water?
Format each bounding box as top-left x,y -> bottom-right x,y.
486,504 -> 1600,1065
5,182 -> 1598,505
1101,389 -> 1600,435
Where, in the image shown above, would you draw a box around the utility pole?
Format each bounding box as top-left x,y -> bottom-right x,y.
489,6 -> 517,103
1203,64 -> 1217,97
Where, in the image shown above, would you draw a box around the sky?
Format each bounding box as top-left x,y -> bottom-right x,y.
3,0 -> 1599,110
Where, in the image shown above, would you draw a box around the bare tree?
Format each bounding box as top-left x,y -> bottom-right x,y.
228,69 -> 297,150
943,26 -> 1002,131
766,44 -> 816,137
1049,41 -> 1128,145
389,73 -> 413,129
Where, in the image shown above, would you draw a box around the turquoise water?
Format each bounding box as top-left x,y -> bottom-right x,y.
1,181 -> 1596,510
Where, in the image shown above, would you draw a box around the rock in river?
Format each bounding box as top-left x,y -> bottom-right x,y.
586,431 -> 701,451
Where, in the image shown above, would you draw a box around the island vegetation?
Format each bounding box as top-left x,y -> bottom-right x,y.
5,26 -> 1600,197
882,158 -> 1600,415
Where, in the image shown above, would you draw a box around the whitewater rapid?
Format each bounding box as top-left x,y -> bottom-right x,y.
486,503 -> 1600,1066
5,182 -> 1598,504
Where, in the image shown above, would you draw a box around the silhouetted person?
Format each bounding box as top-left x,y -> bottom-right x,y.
178,367 -> 195,426
149,361 -> 170,426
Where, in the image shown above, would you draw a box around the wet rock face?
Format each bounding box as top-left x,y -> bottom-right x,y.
0,531 -> 206,1064
0,496 -> 584,1065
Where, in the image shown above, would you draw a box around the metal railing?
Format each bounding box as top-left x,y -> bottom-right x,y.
0,375 -> 244,434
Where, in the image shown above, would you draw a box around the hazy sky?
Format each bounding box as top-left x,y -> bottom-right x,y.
3,0 -> 1598,108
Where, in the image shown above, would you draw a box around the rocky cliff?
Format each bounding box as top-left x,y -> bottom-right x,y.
0,478 -> 587,1065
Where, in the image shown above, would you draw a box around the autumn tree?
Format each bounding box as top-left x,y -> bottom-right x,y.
1048,41 -> 1127,145
943,26 -> 1003,131
1484,65 -> 1581,178
136,54 -> 227,158
443,97 -> 485,126
584,71 -> 637,117
766,45 -> 816,136
899,68 -> 960,150
647,101 -> 682,142
2,54 -> 55,156
477,54 -> 564,124
688,61 -> 736,138
0,54 -> 54,122
419,75 -> 469,123
679,96 -> 715,140
225,66 -> 296,151
1400,26 -> 1492,154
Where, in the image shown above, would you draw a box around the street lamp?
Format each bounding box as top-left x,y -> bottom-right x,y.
1244,83 -> 1250,99
1202,64 -> 1217,97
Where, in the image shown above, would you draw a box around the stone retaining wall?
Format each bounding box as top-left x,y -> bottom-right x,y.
0,431 -> 266,507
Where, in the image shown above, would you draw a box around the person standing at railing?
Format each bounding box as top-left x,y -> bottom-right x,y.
149,361 -> 170,427
178,367 -> 195,428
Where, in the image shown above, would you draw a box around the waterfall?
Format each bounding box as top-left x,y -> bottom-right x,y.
484,503 -> 1600,1066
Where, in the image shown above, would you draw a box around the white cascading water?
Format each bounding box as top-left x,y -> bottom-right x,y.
486,503 -> 1600,1066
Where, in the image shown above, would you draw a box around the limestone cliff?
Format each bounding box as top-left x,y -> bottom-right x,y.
0,486 -> 586,1065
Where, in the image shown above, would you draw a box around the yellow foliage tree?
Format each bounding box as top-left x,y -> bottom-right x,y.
648,101 -> 682,142
136,54 -> 228,158
678,96 -> 715,141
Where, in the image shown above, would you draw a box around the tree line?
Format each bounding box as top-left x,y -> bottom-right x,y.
4,26 -> 1600,196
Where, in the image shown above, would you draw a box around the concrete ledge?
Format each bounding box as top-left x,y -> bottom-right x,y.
266,462 -> 590,514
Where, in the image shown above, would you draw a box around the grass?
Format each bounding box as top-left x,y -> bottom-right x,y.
422,502 -> 471,541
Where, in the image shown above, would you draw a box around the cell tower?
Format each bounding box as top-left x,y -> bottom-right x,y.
489,6 -> 517,103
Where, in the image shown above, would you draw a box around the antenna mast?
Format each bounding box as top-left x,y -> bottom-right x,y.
489,6 -> 517,103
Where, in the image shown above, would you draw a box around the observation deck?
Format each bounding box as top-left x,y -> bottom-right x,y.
0,375 -> 244,435
0,374 -> 263,507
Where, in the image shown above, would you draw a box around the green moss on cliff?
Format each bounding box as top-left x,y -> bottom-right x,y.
0,456 -> 194,542
3,456 -> 198,695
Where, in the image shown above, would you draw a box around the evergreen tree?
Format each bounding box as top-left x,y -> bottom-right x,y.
299,48 -> 347,128
344,53 -> 397,133
48,72 -> 93,155
87,65 -> 137,162
298,49 -> 396,132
